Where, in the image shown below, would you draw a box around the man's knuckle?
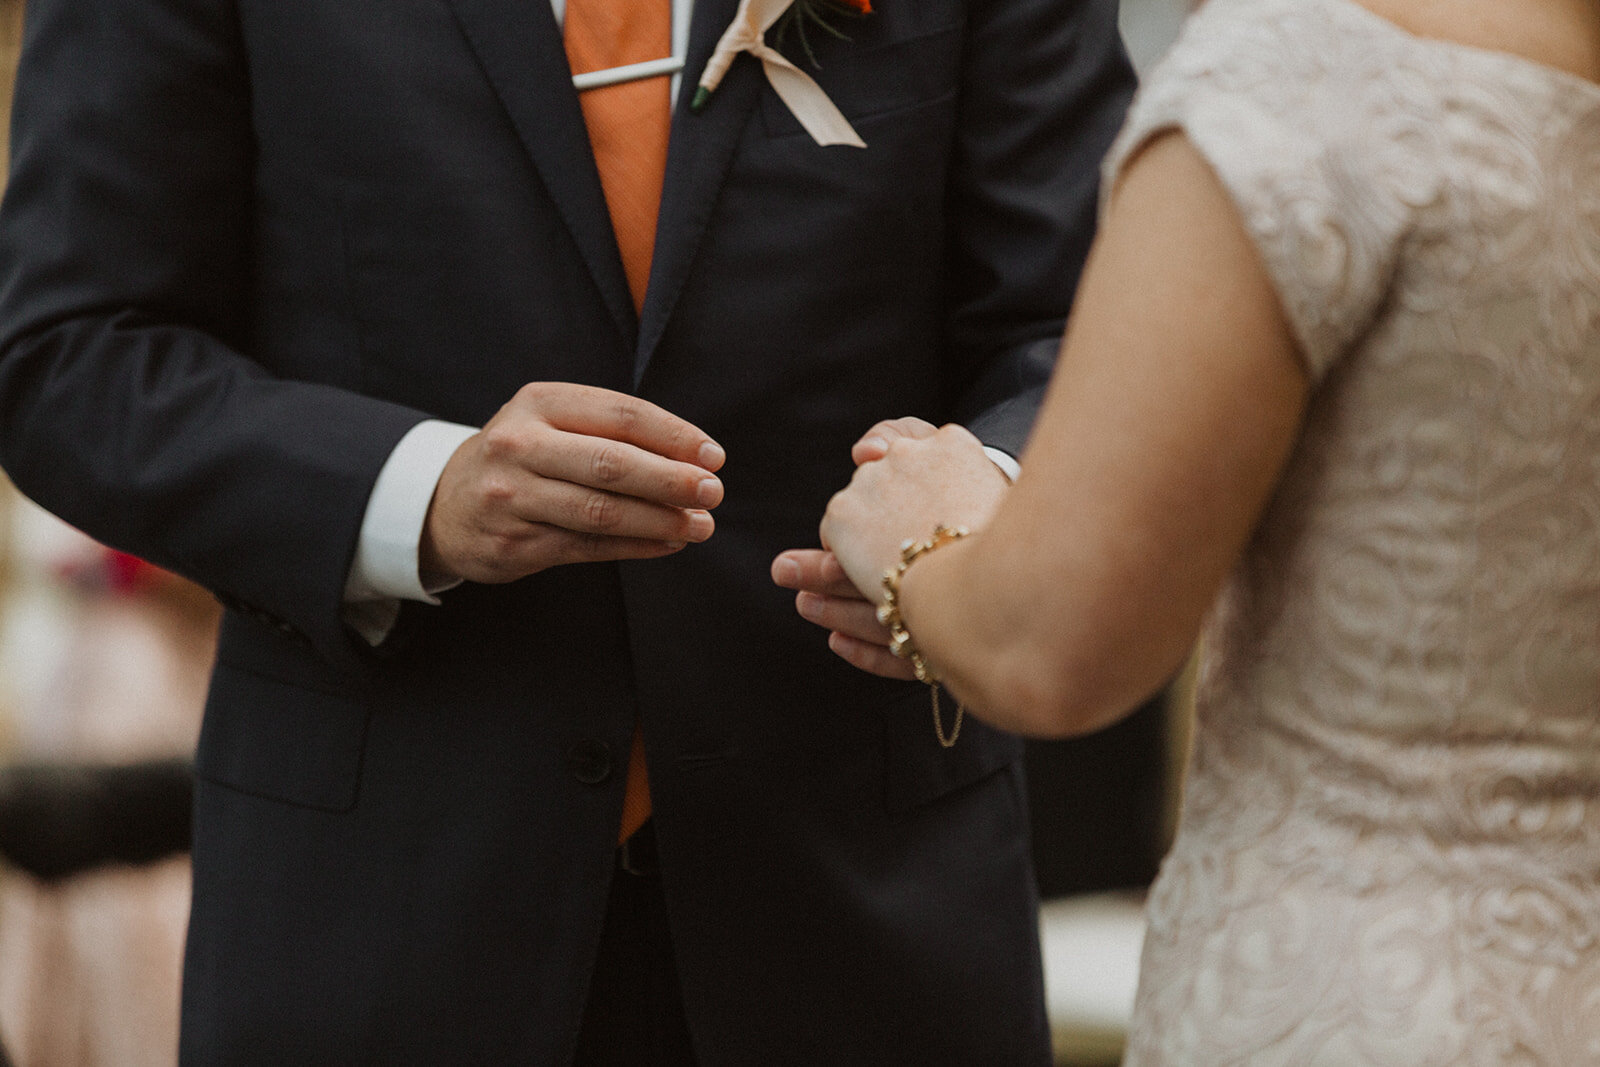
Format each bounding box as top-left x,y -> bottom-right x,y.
476,474 -> 516,507
580,492 -> 619,531
589,444 -> 626,485
482,527 -> 522,558
480,426 -> 525,462
514,381 -> 552,407
572,531 -> 612,559
612,400 -> 642,433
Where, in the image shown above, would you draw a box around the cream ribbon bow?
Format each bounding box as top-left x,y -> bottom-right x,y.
690,0 -> 866,148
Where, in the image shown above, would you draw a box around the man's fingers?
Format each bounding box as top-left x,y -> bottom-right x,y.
771,549 -> 862,599
508,477 -> 715,543
827,632 -> 918,681
511,382 -> 725,470
549,531 -> 692,567
775,550 -> 918,681
505,425 -> 723,510
851,416 -> 939,465
795,591 -> 887,644
425,517 -> 691,584
426,394 -> 723,585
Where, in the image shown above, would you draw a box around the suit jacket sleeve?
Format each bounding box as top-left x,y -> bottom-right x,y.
942,0 -> 1135,455
0,0 -> 430,667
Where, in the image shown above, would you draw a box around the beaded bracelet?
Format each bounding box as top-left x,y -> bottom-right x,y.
876,524 -> 970,748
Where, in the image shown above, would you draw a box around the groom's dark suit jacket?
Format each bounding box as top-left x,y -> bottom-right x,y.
0,0 -> 1133,1059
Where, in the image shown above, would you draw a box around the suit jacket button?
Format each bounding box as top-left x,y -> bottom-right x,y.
566,740 -> 613,785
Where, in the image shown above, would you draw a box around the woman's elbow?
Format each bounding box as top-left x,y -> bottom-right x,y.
962,637 -> 1183,740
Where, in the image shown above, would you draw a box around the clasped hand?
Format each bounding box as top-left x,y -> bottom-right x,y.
422,388 -> 1003,684
772,418 -> 1007,679
423,382 -> 726,583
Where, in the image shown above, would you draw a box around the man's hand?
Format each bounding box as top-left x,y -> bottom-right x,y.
772,546 -> 919,680
773,417 -> 994,680
422,382 -> 726,583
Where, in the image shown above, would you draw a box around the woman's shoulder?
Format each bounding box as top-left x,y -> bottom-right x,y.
1131,0 -> 1430,130
1102,0 -> 1433,379
1134,0 -> 1600,134
1109,0 -> 1426,198
1102,0 -> 1600,379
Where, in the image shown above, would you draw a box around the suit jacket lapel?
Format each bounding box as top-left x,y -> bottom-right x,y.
634,0 -> 765,384
445,0 -> 638,347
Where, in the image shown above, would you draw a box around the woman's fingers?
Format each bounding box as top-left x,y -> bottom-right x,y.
851,416 -> 938,465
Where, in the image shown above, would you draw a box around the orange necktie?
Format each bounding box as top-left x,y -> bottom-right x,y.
564,0 -> 672,842
564,0 -> 672,314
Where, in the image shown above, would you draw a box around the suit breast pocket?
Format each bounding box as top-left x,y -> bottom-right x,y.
194,620 -> 372,813
759,24 -> 964,140
882,685 -> 1024,813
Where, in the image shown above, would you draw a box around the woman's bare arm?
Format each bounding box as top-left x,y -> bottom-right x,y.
819,131 -> 1310,737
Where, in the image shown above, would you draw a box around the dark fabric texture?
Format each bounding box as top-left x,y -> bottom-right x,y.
0,0 -> 1138,1059
1028,694 -> 1169,897
574,827 -> 697,1066
0,759 -> 195,881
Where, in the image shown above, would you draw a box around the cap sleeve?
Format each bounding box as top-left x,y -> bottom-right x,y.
1101,0 -> 1421,383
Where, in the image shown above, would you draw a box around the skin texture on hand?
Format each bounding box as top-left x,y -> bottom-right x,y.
771,417 -> 1008,680
422,381 -> 726,584
820,423 -> 1006,602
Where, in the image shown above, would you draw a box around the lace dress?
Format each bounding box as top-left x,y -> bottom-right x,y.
1107,0 -> 1600,1061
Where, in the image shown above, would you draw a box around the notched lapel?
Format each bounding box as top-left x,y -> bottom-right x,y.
634,0 -> 765,384
444,0 -> 638,347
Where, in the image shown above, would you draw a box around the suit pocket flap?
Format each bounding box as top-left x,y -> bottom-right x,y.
195,663 -> 370,812
883,687 -> 1023,813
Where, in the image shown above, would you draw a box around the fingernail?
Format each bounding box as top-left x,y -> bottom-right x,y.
773,558 -> 799,586
664,541 -> 687,551
688,511 -> 714,540
796,592 -> 820,619
697,477 -> 723,507
699,441 -> 726,470
861,436 -> 888,455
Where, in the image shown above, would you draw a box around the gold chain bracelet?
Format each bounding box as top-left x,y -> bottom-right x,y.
876,524 -> 970,748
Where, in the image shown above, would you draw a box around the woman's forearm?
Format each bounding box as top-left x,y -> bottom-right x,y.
889,132 -> 1310,739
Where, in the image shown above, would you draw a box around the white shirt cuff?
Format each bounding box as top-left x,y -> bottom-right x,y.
983,446 -> 1021,483
344,419 -> 479,606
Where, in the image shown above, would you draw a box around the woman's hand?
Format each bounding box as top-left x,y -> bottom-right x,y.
785,132 -> 1312,731
819,423 -> 1007,605
773,418 -> 1007,678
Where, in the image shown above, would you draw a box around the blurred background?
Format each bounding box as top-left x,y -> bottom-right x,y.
0,0 -> 1187,1062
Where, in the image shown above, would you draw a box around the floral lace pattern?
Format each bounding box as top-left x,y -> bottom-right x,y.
1105,0 -> 1600,1061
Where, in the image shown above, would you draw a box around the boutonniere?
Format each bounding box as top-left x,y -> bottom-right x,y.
770,0 -> 872,69
690,0 -> 870,148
